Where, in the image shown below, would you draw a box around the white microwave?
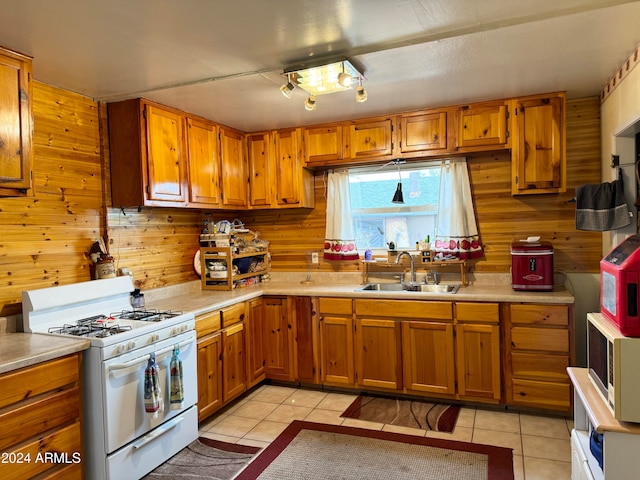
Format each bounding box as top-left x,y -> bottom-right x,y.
587,312 -> 640,422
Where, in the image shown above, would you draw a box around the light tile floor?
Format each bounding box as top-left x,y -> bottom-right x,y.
198,385 -> 573,480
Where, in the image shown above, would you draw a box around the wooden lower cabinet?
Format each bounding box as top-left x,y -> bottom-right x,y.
295,296 -> 319,383
197,332 -> 223,421
222,322 -> 246,402
318,298 -> 355,386
195,303 -> 248,421
505,303 -> 573,411
263,296 -> 296,381
0,354 -> 83,480
355,317 -> 402,390
454,302 -> 501,401
246,297 -> 266,388
402,320 -> 456,395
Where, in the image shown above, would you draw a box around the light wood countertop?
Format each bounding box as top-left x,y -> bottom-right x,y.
0,333 -> 90,375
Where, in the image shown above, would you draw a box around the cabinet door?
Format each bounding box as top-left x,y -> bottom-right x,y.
296,296 -> 318,383
274,128 -> 302,206
457,102 -> 508,148
144,103 -> 187,203
402,320 -> 455,395
512,94 -> 565,194
263,296 -> 295,381
399,112 -> 447,154
222,322 -> 246,402
347,119 -> 393,159
197,332 -> 223,421
355,318 -> 402,390
456,323 -> 501,400
219,125 -> 247,207
187,117 -> 221,207
319,314 -> 355,386
0,47 -> 32,194
246,297 -> 266,387
247,132 -> 272,207
303,125 -> 344,164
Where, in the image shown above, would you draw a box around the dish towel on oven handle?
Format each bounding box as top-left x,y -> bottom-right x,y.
144,352 -> 164,418
169,345 -> 184,410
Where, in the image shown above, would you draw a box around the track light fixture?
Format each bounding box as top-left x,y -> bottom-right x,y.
279,73 -> 296,98
304,95 -> 317,111
355,77 -> 367,103
281,58 -> 367,110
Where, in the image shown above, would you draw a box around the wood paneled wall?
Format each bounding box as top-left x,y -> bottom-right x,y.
0,88 -> 602,315
237,97 -> 603,275
0,82 -> 103,313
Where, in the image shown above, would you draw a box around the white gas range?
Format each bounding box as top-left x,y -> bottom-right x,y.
22,276 -> 198,480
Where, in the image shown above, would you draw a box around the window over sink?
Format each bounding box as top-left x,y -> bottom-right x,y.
348,161 -> 441,251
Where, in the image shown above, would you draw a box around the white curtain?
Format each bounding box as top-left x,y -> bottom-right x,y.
434,158 -> 483,260
324,171 -> 359,261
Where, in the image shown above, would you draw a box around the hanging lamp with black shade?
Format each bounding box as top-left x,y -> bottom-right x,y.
392,160 -> 404,204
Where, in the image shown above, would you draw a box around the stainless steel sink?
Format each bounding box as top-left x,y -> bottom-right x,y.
358,283 -> 460,293
418,284 -> 460,293
359,283 -> 406,291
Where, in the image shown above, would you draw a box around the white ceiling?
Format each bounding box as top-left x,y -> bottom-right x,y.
1,0 -> 640,132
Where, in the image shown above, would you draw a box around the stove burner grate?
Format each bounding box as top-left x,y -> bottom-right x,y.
48,315 -> 133,338
112,309 -> 182,322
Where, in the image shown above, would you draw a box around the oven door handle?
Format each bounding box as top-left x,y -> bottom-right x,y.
131,414 -> 185,450
108,338 -> 194,373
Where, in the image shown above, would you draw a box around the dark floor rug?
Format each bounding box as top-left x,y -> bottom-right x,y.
235,420 -> 514,480
341,394 -> 461,432
142,437 -> 260,480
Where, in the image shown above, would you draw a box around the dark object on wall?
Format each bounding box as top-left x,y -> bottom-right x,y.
575,176 -> 630,231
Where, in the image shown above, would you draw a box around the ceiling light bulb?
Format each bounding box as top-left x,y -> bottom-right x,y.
280,81 -> 295,98
337,72 -> 352,88
304,95 -> 317,111
356,85 -> 367,103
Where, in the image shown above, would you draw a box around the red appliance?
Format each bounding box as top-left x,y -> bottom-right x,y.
511,238 -> 554,291
600,234 -> 640,336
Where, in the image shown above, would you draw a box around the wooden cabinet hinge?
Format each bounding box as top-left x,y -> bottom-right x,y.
145,185 -> 150,194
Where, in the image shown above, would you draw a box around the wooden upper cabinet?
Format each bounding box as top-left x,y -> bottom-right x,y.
144,104 -> 188,203
108,99 -> 188,207
0,47 -> 33,196
219,125 -> 247,208
511,92 -> 566,195
346,118 -> 394,160
186,116 -> 221,207
274,128 -> 314,208
457,101 -> 509,150
303,125 -> 344,165
399,111 -> 448,155
246,132 -> 272,208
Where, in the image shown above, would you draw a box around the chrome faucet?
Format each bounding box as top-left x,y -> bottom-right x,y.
424,270 -> 439,285
395,251 -> 416,283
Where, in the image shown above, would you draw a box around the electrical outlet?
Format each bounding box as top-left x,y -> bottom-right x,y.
311,252 -> 319,264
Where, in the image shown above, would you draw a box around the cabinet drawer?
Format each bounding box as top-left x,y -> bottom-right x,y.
5,422 -> 81,480
319,297 -> 352,315
0,386 -> 80,451
511,326 -> 569,353
221,302 -> 246,327
195,309 -> 221,337
355,300 -> 452,320
510,304 -> 568,326
455,302 -> 499,323
0,355 -> 79,409
511,352 -> 569,382
511,379 -> 570,410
